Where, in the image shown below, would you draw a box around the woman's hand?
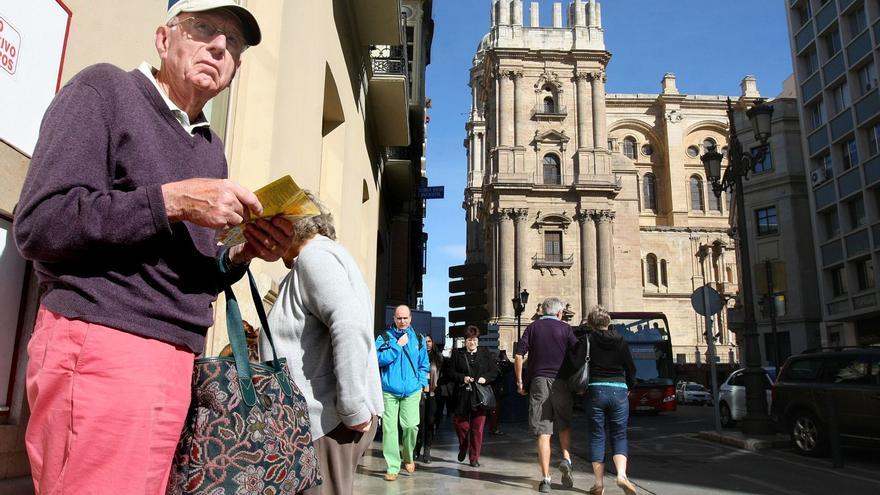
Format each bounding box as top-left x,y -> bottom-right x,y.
477,377 -> 486,384
464,376 -> 473,384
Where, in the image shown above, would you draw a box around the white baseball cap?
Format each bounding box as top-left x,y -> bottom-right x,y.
166,0 -> 261,46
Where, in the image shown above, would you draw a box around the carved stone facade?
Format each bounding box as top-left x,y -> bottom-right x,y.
465,0 -> 757,365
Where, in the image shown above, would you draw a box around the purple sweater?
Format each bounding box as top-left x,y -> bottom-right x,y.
515,317 -> 577,381
14,64 -> 240,353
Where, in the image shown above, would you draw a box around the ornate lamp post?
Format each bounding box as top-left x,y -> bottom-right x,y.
512,281 -> 530,343
701,98 -> 775,435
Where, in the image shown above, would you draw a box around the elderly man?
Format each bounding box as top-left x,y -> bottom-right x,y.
515,297 -> 578,493
265,191 -> 383,495
14,1 -> 288,493
376,305 -> 429,481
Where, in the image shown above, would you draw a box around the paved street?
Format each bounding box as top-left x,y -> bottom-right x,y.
2,403 -> 878,494
354,403 -> 880,494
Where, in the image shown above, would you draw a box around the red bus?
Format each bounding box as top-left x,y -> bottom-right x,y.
609,312 -> 677,413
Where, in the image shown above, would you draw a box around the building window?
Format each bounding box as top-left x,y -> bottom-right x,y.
660,259 -> 668,286
752,145 -> 773,174
846,195 -> 867,229
831,84 -> 851,115
756,206 -> 778,236
643,173 -> 657,210
821,207 -> 840,240
808,101 -> 825,130
543,154 -> 561,184
801,48 -> 819,78
702,138 -> 716,153
867,123 -> 880,156
687,145 -> 700,158
690,176 -> 705,211
707,189 -> 722,212
623,137 -> 637,160
823,29 -> 842,58
841,138 -> 859,170
795,3 -> 811,27
641,144 -> 653,156
544,231 -> 562,262
857,62 -> 877,95
830,266 -> 848,297
645,253 -> 659,286
848,4 -> 868,38
857,258 -> 875,291
543,96 -> 555,113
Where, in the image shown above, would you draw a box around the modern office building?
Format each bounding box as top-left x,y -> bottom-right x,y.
786,0 -> 880,346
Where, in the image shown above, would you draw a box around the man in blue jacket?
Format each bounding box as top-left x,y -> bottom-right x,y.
376,305 -> 430,481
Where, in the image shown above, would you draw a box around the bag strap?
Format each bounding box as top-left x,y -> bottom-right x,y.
584,335 -> 591,365
224,282 -> 259,407
245,268 -> 294,398
388,329 -> 421,378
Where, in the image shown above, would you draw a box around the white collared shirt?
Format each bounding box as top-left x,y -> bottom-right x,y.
137,62 -> 210,135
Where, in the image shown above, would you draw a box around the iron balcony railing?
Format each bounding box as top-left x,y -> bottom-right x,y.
532,104 -> 568,117
370,44 -> 409,78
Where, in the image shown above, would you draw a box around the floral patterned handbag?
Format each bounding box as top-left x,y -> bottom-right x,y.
167,269 -> 322,495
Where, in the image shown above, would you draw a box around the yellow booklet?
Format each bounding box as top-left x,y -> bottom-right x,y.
216,175 -> 320,247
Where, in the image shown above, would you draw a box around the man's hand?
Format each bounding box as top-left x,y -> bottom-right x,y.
228,217 -> 295,264
397,333 -> 409,347
477,377 -> 486,384
162,178 -> 262,228
348,418 -> 372,433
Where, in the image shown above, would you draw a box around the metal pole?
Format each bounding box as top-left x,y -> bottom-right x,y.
730,109 -> 773,434
765,260 -> 781,377
703,285 -> 722,433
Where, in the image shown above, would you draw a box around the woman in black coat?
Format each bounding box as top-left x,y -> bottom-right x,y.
447,325 -> 498,467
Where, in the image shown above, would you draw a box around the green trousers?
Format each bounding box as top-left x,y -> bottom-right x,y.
381,390 -> 421,474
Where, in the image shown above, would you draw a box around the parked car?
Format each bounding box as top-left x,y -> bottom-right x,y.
771,347 -> 880,457
676,382 -> 712,405
717,368 -> 774,428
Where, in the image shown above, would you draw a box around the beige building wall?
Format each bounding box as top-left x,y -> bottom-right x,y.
0,0 -> 413,479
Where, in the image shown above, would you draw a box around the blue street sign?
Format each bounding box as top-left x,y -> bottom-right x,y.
418,185 -> 445,199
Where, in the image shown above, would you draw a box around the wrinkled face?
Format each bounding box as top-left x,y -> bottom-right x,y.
393,307 -> 411,330
425,336 -> 433,352
465,337 -> 478,352
157,10 -> 244,98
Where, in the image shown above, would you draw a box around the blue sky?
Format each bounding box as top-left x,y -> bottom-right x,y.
420,1 -> 794,327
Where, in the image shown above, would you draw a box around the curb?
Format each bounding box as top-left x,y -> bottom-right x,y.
696,430 -> 790,451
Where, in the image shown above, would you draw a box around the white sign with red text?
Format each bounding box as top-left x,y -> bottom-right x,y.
0,1 -> 71,156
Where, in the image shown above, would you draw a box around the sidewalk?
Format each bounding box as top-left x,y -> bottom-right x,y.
354,413 -> 646,494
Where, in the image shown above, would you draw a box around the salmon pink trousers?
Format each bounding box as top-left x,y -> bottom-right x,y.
25,307 -> 195,494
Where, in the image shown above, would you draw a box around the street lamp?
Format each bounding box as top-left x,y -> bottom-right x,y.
512,281 -> 530,343
701,97 -> 775,435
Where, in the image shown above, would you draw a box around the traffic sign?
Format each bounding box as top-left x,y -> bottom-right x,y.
691,285 -> 723,316
449,276 -> 487,294
418,185 -> 445,199
449,307 -> 489,323
449,292 -> 487,308
449,262 -> 488,278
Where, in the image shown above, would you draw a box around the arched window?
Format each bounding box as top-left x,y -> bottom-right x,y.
543,154 -> 561,184
646,254 -> 659,286
708,187 -> 722,211
643,173 -> 657,210
703,137 -> 717,152
660,259 -> 668,286
543,96 -> 555,113
690,176 -> 705,211
623,137 -> 637,160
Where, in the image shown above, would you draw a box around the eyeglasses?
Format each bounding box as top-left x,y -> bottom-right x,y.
171,16 -> 249,57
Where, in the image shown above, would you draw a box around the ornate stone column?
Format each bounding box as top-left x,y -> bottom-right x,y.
511,208 -> 530,293
595,210 -> 615,309
512,71 -> 523,147
499,71 -> 514,147
575,72 -> 594,150
498,209 -> 515,318
576,209 -> 598,317
590,71 -> 607,149
487,212 -> 502,317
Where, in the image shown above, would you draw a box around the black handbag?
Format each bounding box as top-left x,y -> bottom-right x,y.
465,352 -> 496,410
568,334 -> 591,393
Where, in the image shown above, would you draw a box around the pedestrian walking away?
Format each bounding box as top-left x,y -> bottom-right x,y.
264,191 -> 383,495
488,349 -> 513,435
514,297 -> 578,493
571,306 -> 639,495
414,335 -> 442,464
448,326 -> 498,468
13,1 -> 292,493
375,305 -> 430,481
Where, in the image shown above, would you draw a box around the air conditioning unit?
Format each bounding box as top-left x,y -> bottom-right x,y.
810,169 -> 828,186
